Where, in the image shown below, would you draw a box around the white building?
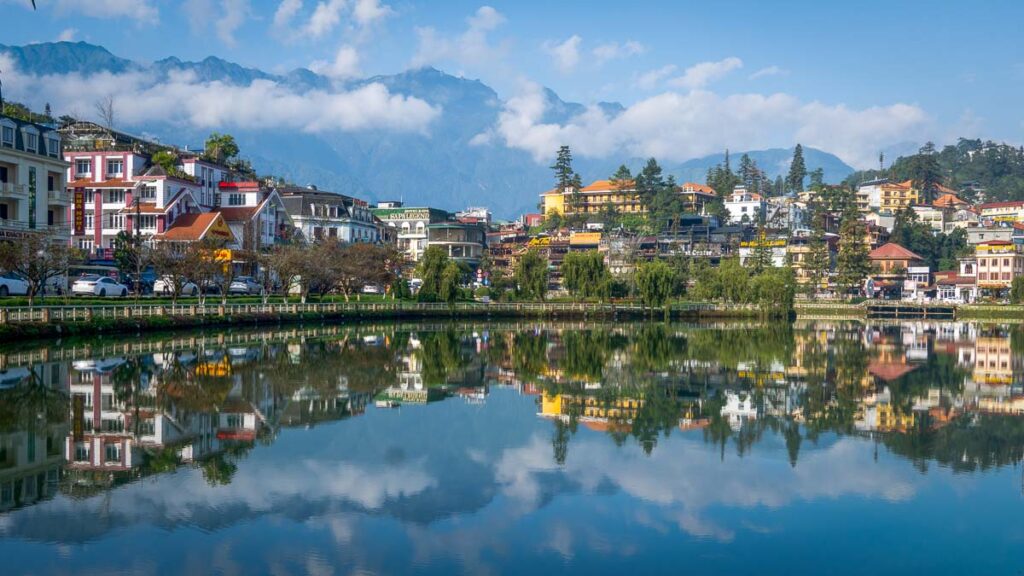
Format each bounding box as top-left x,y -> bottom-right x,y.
280,187 -> 381,244
724,187 -> 766,224
0,114 -> 70,242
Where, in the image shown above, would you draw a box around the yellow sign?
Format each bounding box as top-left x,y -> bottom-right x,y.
215,249 -> 233,262
569,232 -> 602,246
206,217 -> 234,240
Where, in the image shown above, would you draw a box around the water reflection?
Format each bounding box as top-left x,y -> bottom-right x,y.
0,321 -> 1022,573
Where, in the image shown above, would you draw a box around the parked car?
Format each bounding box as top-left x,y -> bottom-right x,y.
153,276 -> 200,297
228,276 -> 263,295
72,275 -> 129,297
0,272 -> 30,297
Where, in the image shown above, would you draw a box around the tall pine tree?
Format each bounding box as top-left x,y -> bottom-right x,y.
786,144 -> 808,193
835,202 -> 871,297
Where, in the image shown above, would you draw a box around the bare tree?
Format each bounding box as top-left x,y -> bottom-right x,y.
0,232 -> 79,306
150,242 -> 197,305
264,244 -> 307,303
94,94 -> 115,128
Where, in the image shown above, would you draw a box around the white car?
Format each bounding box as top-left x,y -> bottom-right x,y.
153,277 -> 200,297
0,272 -> 29,297
71,275 -> 129,298
229,276 -> 263,295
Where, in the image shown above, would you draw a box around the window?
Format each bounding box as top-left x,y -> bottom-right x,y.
84,214 -> 94,229
226,414 -> 243,428
77,239 -> 94,250
228,193 -> 245,206
106,159 -> 124,176
140,185 -> 156,200
76,159 -> 92,177
104,443 -> 121,463
1,125 -> 13,147
47,137 -> 59,157
108,189 -> 126,203
138,215 -> 156,230
1004,258 -> 1010,267
24,132 -> 38,152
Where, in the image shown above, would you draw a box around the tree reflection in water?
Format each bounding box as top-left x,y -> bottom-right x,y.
0,320 -> 1023,509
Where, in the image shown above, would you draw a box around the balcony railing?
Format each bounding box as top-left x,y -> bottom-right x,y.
0,182 -> 28,196
48,189 -> 71,203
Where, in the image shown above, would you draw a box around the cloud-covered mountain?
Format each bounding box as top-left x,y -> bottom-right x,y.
0,42 -> 855,217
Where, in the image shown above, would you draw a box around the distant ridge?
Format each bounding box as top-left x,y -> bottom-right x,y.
0,41 -> 857,217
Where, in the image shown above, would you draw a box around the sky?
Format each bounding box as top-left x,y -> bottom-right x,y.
1,0 -> 1023,168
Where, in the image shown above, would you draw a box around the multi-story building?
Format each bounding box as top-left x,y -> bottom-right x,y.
856,179 -> 920,214
977,200 -> 1024,223
372,203 -> 450,262
62,121 -> 240,257
280,186 -> 378,244
427,221 -> 487,269
975,240 -> 1024,294
0,113 -> 70,242
541,180 -> 716,219
541,179 -> 642,217
724,186 -> 766,223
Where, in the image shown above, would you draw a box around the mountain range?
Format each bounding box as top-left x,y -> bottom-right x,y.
0,42 -> 856,218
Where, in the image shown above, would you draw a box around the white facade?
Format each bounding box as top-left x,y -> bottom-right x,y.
0,115 -> 70,241
724,188 -> 766,224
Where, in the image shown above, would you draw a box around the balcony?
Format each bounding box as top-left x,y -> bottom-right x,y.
48,189 -> 71,205
0,182 -> 28,198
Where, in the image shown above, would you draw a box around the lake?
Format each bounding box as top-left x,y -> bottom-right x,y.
0,321 -> 1022,575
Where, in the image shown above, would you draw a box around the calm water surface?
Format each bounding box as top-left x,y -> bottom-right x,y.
1,321 -> 1023,575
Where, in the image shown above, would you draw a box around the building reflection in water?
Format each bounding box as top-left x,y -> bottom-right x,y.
1,320 -> 1023,514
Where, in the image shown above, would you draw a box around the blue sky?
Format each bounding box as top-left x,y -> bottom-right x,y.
1,0 -> 1022,167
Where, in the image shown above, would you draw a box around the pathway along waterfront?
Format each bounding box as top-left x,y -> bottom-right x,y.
0,300 -> 1021,342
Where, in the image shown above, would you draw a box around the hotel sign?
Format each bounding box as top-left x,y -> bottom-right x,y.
73,187 -> 86,236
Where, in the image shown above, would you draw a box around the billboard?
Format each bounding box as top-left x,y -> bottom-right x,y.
73,187 -> 86,236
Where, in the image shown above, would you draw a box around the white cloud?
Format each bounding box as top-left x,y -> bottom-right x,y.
306,0 -> 348,38
592,40 -> 645,64
56,28 -> 78,42
182,0 -> 250,47
488,80 -> 931,169
543,35 -> 582,74
670,57 -> 744,90
411,6 -> 508,70
216,0 -> 251,47
750,65 -> 787,79
0,54 -> 440,135
494,433 -> 917,541
273,0 -> 304,30
53,0 -> 158,23
309,44 -> 361,79
635,64 -> 678,90
352,0 -> 393,26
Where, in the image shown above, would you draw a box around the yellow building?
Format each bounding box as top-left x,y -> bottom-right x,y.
541,180 -> 716,218
541,180 -> 642,217
879,180 -> 919,213
975,240 -> 1024,290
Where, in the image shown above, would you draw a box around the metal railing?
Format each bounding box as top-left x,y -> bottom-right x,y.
0,300 -> 696,325
0,182 -> 28,196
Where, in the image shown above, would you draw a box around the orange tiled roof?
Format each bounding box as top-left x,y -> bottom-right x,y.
215,207 -> 257,221
581,179 -> 635,192
681,182 -> 716,196
67,178 -> 134,189
978,200 -> 1024,210
869,242 -> 925,261
933,193 -> 968,209
117,203 -> 167,215
156,212 -> 224,242
868,361 -> 918,382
